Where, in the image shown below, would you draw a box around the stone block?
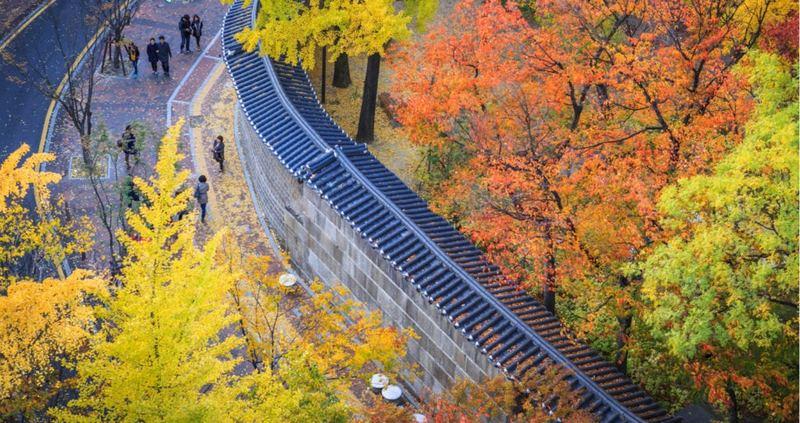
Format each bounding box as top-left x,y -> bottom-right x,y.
353,268 -> 368,289
236,115 -> 502,397
332,245 -> 343,264
365,276 -> 379,299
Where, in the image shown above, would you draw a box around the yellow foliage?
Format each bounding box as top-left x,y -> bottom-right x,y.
233,0 -> 411,70
56,120 -> 243,421
325,0 -> 411,59
737,0 -> 797,33
0,144 -> 100,419
233,252 -> 415,381
0,144 -> 92,289
0,270 -> 104,419
221,236 -> 415,420
0,143 -> 58,212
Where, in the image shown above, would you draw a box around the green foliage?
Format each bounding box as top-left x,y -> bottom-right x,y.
415,142 -> 472,210
403,0 -> 437,31
641,52 -> 798,419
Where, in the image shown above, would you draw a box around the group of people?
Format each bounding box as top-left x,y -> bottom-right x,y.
116,12 -> 219,223
124,14 -> 203,78
119,125 -> 224,224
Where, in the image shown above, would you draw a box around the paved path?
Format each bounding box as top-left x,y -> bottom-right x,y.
0,0 -> 95,160
45,0 -> 229,268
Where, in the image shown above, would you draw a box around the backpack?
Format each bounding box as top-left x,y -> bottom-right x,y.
124,133 -> 137,153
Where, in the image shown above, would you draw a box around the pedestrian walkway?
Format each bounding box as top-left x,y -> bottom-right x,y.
44,0 -> 238,268
187,60 -> 276,257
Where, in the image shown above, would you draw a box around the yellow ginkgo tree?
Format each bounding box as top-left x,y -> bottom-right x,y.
220,235 -> 416,422
0,270 -> 105,420
0,144 -> 91,289
56,120 -> 243,421
0,145 -> 102,420
228,0 -> 437,142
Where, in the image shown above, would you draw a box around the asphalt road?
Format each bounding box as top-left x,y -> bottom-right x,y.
0,0 -> 96,161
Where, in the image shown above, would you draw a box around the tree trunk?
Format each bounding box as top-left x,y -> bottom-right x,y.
332,53 -> 351,88
320,47 -> 326,104
543,220 -> 557,314
726,381 -> 740,423
101,39 -> 111,73
79,134 -> 93,172
616,276 -> 632,373
113,40 -> 122,69
86,110 -> 92,139
318,0 -> 326,103
356,53 -> 380,143
616,315 -> 631,373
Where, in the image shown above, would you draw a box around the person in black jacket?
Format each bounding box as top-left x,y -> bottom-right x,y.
212,135 -> 224,172
157,36 -> 172,77
146,38 -> 159,74
117,125 -> 138,170
179,15 -> 192,53
191,15 -> 203,50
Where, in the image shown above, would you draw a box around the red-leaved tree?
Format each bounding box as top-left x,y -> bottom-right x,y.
389,0 -> 778,382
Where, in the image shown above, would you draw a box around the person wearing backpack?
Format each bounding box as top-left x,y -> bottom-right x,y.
127,42 -> 140,77
118,125 -> 138,171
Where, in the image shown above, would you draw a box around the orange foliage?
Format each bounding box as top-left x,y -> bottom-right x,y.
389,0 -> 760,327
365,369 -> 595,422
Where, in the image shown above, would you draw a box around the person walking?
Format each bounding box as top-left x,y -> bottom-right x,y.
191,15 -> 203,50
126,42 -> 140,77
212,135 -> 225,172
179,15 -> 192,53
146,38 -> 159,74
157,36 -> 172,77
193,175 -> 209,223
118,125 -> 138,170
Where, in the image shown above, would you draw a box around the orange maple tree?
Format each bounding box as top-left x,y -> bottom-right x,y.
389,0 -> 775,370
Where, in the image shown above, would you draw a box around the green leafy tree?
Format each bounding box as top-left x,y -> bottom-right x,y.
641,52 -> 798,422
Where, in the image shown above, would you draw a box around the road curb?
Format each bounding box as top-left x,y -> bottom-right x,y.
36,0 -> 140,279
0,0 -> 57,52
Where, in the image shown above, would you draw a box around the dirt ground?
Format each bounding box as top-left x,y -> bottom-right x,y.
304,0 -> 462,192
307,53 -> 423,190
0,0 -> 43,39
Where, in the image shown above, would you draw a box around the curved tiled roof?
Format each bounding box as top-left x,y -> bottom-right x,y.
222,2 -> 677,422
